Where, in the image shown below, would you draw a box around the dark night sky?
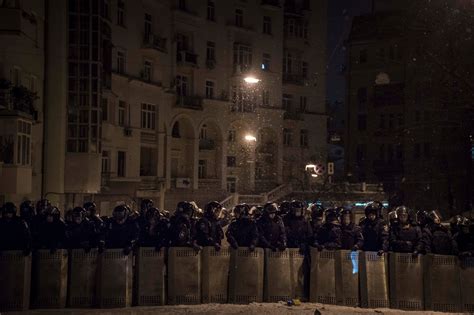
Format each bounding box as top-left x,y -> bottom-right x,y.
326,0 -> 372,103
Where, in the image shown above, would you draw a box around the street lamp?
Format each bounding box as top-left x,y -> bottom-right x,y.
244,134 -> 257,142
244,76 -> 260,84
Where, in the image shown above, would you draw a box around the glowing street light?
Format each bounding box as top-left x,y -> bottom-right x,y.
311,174 -> 319,178
305,164 -> 317,172
244,76 -> 260,84
244,134 -> 257,142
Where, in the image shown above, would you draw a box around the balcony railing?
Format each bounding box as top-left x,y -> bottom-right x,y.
283,110 -> 304,120
283,73 -> 305,85
177,50 -> 198,66
176,95 -> 203,110
0,84 -> 37,118
199,139 -> 215,150
142,34 -> 167,53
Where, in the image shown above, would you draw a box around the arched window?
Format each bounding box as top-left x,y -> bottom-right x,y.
172,121 -> 180,138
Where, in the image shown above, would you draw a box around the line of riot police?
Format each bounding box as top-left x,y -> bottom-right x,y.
1,199 -> 473,260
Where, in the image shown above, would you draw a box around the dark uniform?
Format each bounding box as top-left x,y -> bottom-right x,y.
102,205 -> 139,255
389,206 -> 423,255
256,203 -> 287,251
284,200 -> 313,254
421,210 -> 457,255
168,201 -> 198,249
455,218 -> 474,258
83,202 -> 105,237
0,202 -> 31,255
310,204 -> 325,246
65,207 -> 97,251
316,208 -> 341,250
226,204 -> 259,250
194,201 -> 224,250
138,207 -> 169,251
359,202 -> 389,255
339,208 -> 364,251
35,207 -> 66,253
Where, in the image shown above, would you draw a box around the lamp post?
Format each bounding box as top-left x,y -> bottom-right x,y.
244,133 -> 257,192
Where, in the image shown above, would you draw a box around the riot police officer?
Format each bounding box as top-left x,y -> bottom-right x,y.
138,199 -> 154,228
340,208 -> 364,251
310,204 -> 325,241
279,201 -> 291,218
415,210 -> 430,229
389,206 -> 423,256
65,207 -> 97,252
19,200 -> 35,227
226,204 -> 259,251
316,208 -> 341,250
83,201 -> 105,235
194,201 -> 224,251
284,200 -> 313,254
0,202 -> 31,255
250,205 -> 263,221
35,206 -> 66,253
102,205 -> 139,255
455,217 -> 474,258
421,210 -> 457,255
387,210 -> 399,228
359,202 -> 389,255
138,207 -> 169,251
256,202 -> 287,251
168,201 -> 199,249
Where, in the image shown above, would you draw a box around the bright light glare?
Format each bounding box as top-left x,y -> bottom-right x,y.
244,77 -> 260,84
305,164 -> 317,171
244,135 -> 257,142
311,174 -> 318,178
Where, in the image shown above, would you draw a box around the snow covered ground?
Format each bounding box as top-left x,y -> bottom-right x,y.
5,303 -> 468,315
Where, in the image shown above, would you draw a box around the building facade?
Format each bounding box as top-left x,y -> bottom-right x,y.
0,0 -> 328,214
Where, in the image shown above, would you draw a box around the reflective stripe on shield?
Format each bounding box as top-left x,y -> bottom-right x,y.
335,250 -> 359,307
0,250 -> 31,311
359,251 -> 389,308
31,249 -> 68,308
228,247 -> 264,304
201,247 -> 230,303
97,249 -> 133,308
68,249 -> 99,307
168,247 -> 201,305
389,252 -> 424,310
264,249 -> 291,302
135,247 -> 166,306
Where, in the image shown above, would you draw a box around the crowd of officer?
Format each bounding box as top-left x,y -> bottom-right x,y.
0,199 -> 473,259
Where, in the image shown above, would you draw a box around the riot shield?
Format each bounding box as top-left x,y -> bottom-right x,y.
389,252 -> 424,310
201,246 -> 230,303
0,250 -> 31,311
67,248 -> 99,308
167,247 -> 201,305
97,249 -> 133,308
423,254 -> 461,312
264,249 -> 291,302
335,250 -> 359,307
135,247 -> 166,306
459,257 -> 474,312
359,251 -> 389,308
31,249 -> 68,308
228,247 -> 264,304
288,248 -> 306,300
309,249 -> 336,304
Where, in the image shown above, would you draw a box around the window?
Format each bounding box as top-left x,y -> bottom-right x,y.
356,144 -> 366,164
357,87 -> 367,108
117,51 -> 126,74
414,143 -> 421,159
117,151 -> 126,177
415,110 -> 421,122
198,160 -> 206,178
0,135 -> 14,164
178,0 -> 187,10
101,151 -> 110,173
389,46 -> 395,60
228,130 -> 236,142
397,113 -> 404,127
142,60 -> 152,82
172,122 -> 180,138
282,94 -> 293,111
101,98 -> 108,122
207,0 -> 215,21
144,13 -> 152,42
378,144 -> 385,160
262,53 -> 270,71
205,80 -> 214,99
227,156 -> 237,167
379,114 -> 385,129
206,41 -> 215,61
176,75 -> 189,97
118,100 -> 126,126
357,114 -> 367,131
387,144 -> 394,161
176,33 -> 190,51
263,16 -> 272,34
200,124 -> 208,139
117,0 -> 125,26
359,49 -> 367,63
424,143 -> 431,158
16,120 -> 31,165
233,43 -> 252,72
302,61 -> 308,78
11,67 -> 20,86
388,114 -> 394,129
141,103 -> 156,130
299,96 -> 307,112
262,90 -> 270,107
103,0 -> 110,19
140,147 -> 157,176
396,144 -> 403,160
303,20 -> 309,39
227,177 -> 236,193
283,128 -> 292,146
235,9 -> 243,27
300,129 -> 308,147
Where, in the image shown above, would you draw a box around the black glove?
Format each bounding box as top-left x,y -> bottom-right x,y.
377,250 -> 385,256
270,245 -> 277,252
23,248 -> 31,256
412,251 -> 420,259
214,243 -> 221,252
192,243 -> 202,252
278,244 -> 286,251
249,244 -> 255,252
98,241 -> 105,254
123,246 -> 132,256
351,245 -> 359,252
49,247 -> 57,254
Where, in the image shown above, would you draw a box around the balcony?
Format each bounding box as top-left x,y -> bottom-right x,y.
261,0 -> 281,9
0,83 -> 38,119
283,110 -> 304,121
142,34 -> 167,53
176,95 -> 203,110
283,73 -> 305,85
199,139 -> 215,150
176,50 -> 198,67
